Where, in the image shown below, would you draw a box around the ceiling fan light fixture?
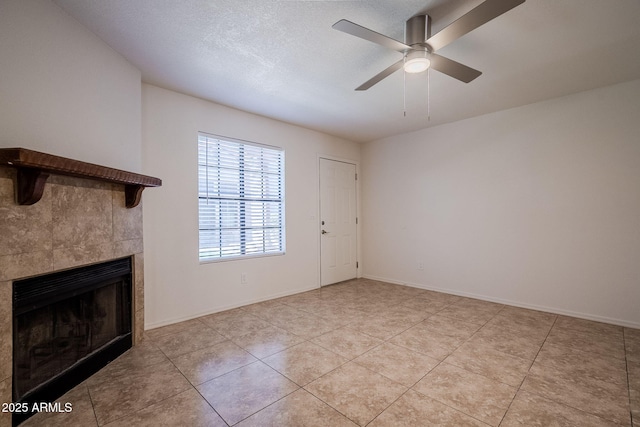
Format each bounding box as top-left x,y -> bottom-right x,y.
404,51 -> 430,73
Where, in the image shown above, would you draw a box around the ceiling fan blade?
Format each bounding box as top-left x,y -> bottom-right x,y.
429,54 -> 482,83
425,0 -> 525,52
333,19 -> 410,53
355,60 -> 404,91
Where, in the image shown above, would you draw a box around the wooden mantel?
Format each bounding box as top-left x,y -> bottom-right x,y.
0,148 -> 162,208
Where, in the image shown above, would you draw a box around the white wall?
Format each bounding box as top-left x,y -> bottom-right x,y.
142,84 -> 361,328
362,79 -> 640,327
0,0 -> 141,171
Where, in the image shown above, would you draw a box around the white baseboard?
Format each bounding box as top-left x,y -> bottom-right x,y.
362,274 -> 640,329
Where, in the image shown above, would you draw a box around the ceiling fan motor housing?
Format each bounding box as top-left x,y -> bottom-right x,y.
405,15 -> 431,48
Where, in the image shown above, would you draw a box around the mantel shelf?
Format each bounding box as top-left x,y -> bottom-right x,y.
0,148 -> 162,208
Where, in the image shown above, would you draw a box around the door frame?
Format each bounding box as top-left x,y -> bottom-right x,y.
317,154 -> 361,287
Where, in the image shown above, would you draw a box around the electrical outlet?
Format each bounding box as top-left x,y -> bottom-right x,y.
240,273 -> 247,284
418,262 -> 424,271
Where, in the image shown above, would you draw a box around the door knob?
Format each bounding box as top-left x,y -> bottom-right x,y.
321,230 -> 329,234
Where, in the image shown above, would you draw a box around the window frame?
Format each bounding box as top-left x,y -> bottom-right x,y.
197,132 -> 285,263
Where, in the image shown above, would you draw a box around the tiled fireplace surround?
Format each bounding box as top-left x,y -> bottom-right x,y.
0,167 -> 145,426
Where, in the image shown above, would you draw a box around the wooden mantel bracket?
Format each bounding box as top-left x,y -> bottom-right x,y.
0,148 -> 162,208
125,184 -> 145,208
16,168 -> 50,205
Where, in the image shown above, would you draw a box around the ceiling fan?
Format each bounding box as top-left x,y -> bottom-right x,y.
332,0 -> 525,90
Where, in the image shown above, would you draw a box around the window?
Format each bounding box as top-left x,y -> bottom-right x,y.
198,133 -> 285,261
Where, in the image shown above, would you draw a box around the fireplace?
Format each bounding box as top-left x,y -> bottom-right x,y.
0,158 -> 153,426
12,257 -> 133,425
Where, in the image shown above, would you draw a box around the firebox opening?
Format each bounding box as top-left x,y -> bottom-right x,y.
12,257 -> 133,426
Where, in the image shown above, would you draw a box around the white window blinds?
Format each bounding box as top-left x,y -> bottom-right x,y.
198,133 -> 285,261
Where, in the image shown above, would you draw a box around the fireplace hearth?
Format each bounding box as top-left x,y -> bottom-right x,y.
12,257 -> 133,425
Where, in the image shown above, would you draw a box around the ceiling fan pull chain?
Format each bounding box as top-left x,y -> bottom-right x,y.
427,68 -> 431,121
403,23 -> 408,117
403,65 -> 407,117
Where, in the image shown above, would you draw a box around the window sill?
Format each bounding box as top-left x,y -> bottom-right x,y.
199,251 -> 286,264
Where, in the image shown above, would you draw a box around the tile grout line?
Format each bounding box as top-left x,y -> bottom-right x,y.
96,335 -> 230,426
168,343 -> 233,427
225,361 -> 301,426
419,307 -> 516,426
277,293 -> 442,426
86,339 -> 180,426
282,321 -> 373,425
301,385 -> 361,426
358,300 -> 503,426
85,383 -> 100,427
178,321 -> 355,425
511,317 -> 631,426
495,313 -> 559,426
623,328 -> 635,427
98,340 -> 211,426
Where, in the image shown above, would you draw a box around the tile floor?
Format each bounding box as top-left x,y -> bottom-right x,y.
22,279 -> 639,426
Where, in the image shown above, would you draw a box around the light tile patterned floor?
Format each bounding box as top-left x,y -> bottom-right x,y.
22,279 -> 639,426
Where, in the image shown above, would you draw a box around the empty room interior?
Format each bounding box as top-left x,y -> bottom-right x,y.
1,0 -> 639,426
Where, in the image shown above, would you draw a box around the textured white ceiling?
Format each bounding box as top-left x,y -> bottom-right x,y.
53,0 -> 640,143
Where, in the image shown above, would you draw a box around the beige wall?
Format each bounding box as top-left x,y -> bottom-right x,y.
141,84 -> 361,328
362,79 -> 640,327
0,0 -> 142,172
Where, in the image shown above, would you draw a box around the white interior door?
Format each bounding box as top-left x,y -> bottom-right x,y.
320,158 -> 357,286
